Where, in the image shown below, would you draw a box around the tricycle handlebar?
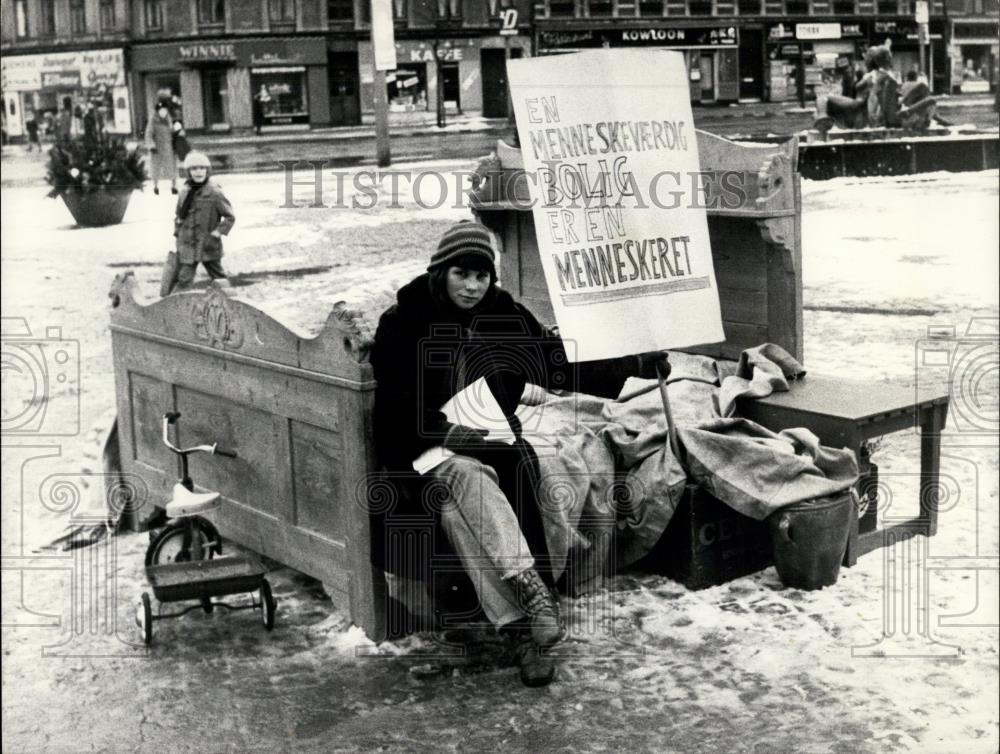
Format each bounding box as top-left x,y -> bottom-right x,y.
161,413 -> 237,458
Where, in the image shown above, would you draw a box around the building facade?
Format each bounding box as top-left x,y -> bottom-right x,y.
1,0 -> 534,135
1,0 -> 132,138
1,0 -> 996,139
530,0 -> 994,103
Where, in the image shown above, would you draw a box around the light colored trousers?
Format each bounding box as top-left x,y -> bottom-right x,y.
431,454 -> 536,627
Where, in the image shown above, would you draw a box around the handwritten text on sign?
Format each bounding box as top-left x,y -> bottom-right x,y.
508,50 -> 724,362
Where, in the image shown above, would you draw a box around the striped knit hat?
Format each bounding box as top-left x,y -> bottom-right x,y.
427,221 -> 496,274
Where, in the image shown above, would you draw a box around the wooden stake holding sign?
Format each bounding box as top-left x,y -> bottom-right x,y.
655,356 -> 682,462
506,50 -> 725,459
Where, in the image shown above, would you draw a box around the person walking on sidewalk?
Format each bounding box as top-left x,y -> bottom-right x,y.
170,151 -> 235,294
25,113 -> 40,152
252,85 -> 271,135
145,105 -> 177,195
371,221 -> 650,687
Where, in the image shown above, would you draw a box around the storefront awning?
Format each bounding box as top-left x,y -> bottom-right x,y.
251,66 -> 306,74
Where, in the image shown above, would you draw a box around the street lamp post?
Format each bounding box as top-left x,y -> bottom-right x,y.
915,0 -> 930,83
434,40 -> 446,128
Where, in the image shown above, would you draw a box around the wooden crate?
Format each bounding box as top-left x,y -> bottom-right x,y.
641,485 -> 773,590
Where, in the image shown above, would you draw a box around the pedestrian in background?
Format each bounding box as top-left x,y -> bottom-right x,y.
25,113 -> 40,152
169,151 -> 236,294
252,85 -> 271,135
82,101 -> 102,144
56,96 -> 74,141
145,105 -> 177,195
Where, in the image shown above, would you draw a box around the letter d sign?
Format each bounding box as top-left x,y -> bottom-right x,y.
499,8 -> 518,34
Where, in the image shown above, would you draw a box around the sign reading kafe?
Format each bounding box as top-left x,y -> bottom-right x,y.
507,50 -> 724,362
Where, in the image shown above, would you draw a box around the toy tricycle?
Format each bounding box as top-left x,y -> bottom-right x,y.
136,412 -> 277,645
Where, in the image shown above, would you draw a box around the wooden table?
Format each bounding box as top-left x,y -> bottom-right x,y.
738,374 -> 950,565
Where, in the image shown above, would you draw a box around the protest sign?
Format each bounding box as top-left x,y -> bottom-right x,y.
507,50 -> 725,362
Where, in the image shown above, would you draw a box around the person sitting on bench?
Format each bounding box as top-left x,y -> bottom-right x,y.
371,220 -> 658,686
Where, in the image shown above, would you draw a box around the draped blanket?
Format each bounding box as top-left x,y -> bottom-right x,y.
517,344 -> 859,591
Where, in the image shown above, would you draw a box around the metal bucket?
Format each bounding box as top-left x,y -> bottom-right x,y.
768,491 -> 856,590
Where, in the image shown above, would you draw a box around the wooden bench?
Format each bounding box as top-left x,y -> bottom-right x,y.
107,130 -> 949,640
738,375 -> 949,565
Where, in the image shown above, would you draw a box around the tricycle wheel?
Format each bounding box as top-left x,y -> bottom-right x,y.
137,592 -> 153,646
259,579 -> 276,631
201,597 -> 214,614
145,518 -> 222,566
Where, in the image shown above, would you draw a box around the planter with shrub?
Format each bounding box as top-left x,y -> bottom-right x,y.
46,135 -> 147,227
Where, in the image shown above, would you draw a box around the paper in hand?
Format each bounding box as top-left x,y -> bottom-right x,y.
411,378 -> 515,474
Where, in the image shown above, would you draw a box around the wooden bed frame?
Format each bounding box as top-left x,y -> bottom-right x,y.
108,130 -> 946,641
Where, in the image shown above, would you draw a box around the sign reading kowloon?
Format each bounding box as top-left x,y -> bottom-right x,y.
507,50 -> 725,362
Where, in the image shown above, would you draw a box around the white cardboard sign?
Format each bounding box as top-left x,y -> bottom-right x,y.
507,50 -> 725,362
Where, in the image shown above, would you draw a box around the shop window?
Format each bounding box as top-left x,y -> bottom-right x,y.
437,0 -> 462,18
639,0 -> 664,12
876,0 -> 898,10
441,62 -> 460,111
202,68 -> 229,128
689,0 -> 712,12
100,0 -> 116,29
198,0 -> 225,25
327,0 -> 353,22
833,0 -> 854,11
144,0 -> 164,28
588,0 -> 613,13
40,0 -> 56,35
784,0 -> 807,11
70,0 -> 87,33
251,69 -> 310,126
269,0 -> 295,22
737,0 -> 761,10
548,0 -> 577,16
15,0 -> 28,37
387,65 -> 428,112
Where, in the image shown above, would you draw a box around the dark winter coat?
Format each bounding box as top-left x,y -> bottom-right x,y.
173,179 -> 235,264
370,273 -> 637,582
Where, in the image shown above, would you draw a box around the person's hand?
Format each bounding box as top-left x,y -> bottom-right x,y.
443,424 -> 489,453
635,351 -> 671,380
210,230 -> 221,238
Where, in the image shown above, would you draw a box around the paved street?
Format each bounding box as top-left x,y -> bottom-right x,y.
3,95 -> 996,181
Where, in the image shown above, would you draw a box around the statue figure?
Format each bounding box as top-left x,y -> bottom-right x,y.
813,46 -> 939,133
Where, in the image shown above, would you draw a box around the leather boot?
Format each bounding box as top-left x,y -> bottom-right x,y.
508,568 -> 564,648
514,635 -> 555,687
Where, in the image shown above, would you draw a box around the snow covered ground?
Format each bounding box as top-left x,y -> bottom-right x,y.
1,163 -> 997,753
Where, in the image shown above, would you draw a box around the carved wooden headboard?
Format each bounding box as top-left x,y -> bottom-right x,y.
108,275 -> 384,636
472,131 -> 803,363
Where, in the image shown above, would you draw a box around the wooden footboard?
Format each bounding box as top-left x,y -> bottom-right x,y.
108,275 -> 385,638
